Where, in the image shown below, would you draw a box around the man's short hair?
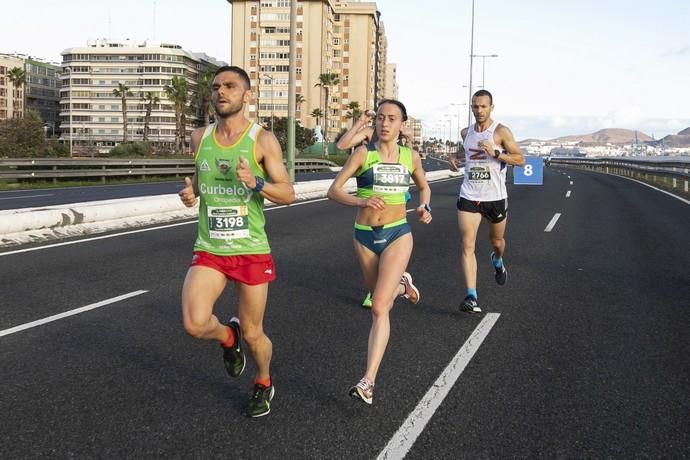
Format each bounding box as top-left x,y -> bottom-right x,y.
214,65 -> 251,90
472,89 -> 493,105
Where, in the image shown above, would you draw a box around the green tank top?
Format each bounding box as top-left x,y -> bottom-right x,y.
355,145 -> 415,205
193,122 -> 270,255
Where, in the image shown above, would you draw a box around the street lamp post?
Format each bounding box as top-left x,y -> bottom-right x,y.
444,117 -> 452,154
467,0 -> 476,129
471,54 -> 499,88
450,102 -> 467,142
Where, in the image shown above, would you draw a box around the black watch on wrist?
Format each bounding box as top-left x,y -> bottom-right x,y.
493,149 -> 501,159
253,176 -> 264,192
420,203 -> 431,213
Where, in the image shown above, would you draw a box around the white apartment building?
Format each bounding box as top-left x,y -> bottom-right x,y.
60,39 -> 225,154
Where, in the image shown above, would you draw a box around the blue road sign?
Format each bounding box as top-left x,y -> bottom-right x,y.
514,155 -> 543,185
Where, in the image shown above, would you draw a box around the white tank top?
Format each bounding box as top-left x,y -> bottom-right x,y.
459,120 -> 507,201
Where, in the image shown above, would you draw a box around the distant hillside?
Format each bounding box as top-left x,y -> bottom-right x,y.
518,138 -> 544,145
518,127 -> 690,147
550,128 -> 652,144
657,132 -> 690,147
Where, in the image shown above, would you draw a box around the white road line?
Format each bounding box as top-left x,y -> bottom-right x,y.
0,221 -> 197,257
377,313 -> 501,460
544,213 -> 562,232
0,193 -> 54,201
566,190 -> 572,198
0,290 -> 148,337
618,176 -> 690,206
570,181 -> 573,185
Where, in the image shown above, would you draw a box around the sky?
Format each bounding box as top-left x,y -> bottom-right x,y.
1,0 -> 689,141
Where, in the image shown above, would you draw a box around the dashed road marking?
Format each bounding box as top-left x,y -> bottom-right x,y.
0,290 -> 148,337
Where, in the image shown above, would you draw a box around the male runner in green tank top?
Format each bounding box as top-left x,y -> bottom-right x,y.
178,66 -> 294,417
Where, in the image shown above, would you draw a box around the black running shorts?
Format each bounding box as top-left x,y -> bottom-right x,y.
457,197 -> 508,223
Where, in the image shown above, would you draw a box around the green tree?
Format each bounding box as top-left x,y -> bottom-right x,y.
112,83 -> 133,143
194,65 -> 217,127
163,76 -> 190,154
344,101 -> 362,127
7,67 -> 27,119
270,117 -> 317,154
310,108 -> 323,126
315,72 -> 340,157
0,109 -> 47,157
141,92 -> 160,143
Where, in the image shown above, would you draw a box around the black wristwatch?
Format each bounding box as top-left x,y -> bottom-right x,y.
253,176 -> 265,192
493,149 -> 501,159
419,203 -> 431,213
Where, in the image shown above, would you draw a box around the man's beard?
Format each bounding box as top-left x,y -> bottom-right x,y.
214,100 -> 244,119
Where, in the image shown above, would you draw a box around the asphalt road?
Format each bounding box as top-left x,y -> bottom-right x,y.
1,166 -> 688,458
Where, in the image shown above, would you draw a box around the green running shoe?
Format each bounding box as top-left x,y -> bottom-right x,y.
247,383 -> 275,418
222,317 -> 246,378
362,292 -> 372,309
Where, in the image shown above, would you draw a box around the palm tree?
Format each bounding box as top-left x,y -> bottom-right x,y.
315,72 -> 340,157
194,65 -> 217,127
142,91 -> 160,143
310,108 -> 323,138
163,76 -> 190,154
295,93 -> 305,115
344,101 -> 362,127
310,107 -> 323,120
7,67 -> 26,119
112,83 -> 133,143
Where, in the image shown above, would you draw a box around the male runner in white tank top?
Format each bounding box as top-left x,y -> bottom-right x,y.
449,90 -> 525,312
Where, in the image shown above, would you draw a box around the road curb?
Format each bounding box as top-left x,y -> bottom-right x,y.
0,170 -> 461,248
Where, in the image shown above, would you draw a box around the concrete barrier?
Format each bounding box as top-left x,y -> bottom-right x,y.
0,170 -> 461,248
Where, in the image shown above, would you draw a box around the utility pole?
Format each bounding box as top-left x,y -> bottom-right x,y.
287,0 -> 297,182
467,0 -> 475,129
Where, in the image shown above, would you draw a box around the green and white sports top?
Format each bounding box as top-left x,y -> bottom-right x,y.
355,144 -> 415,205
194,122 -> 270,255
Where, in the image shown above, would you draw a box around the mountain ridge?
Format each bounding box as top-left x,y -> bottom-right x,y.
519,127 -> 690,147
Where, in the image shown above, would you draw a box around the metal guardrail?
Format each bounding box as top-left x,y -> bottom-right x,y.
549,156 -> 690,177
0,157 -> 338,183
549,155 -> 690,193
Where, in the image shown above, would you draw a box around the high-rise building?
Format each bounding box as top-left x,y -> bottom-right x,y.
226,0 -> 387,144
59,39 -> 225,154
384,62 -> 398,100
0,53 -> 26,120
25,58 -> 61,135
407,115 -> 423,150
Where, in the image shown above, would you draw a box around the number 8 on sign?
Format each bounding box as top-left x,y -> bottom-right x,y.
513,156 -> 543,185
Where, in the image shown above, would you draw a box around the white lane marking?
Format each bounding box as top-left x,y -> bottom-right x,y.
0,290 -> 148,337
566,191 -> 572,198
377,313 -> 500,460
0,221 -> 197,257
570,181 -> 573,185
544,213 -> 562,232
0,193 -> 53,201
618,176 -> 690,206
